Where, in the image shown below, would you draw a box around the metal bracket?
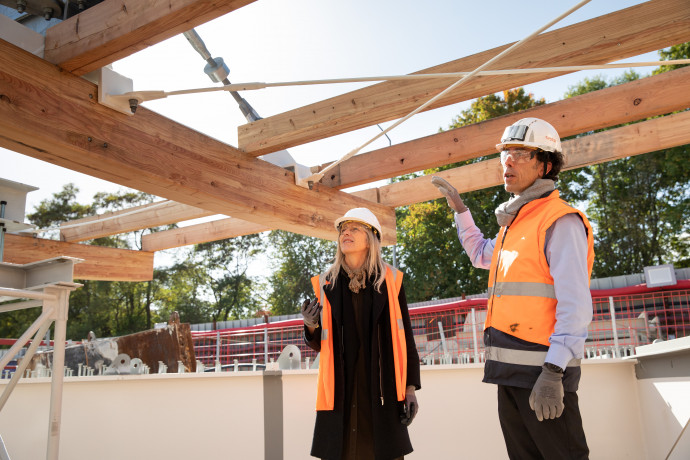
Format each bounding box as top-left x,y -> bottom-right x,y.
97,67 -> 135,116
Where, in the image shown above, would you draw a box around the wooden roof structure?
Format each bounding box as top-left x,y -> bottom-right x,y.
1,0 -> 689,281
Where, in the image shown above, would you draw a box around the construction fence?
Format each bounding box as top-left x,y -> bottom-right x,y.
191,288 -> 690,369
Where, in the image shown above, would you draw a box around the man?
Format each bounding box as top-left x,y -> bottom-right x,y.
432,117 -> 594,459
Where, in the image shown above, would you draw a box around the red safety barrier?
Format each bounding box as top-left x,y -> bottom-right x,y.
191,286 -> 690,368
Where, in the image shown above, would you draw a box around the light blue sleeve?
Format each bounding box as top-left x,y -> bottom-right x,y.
544,213 -> 593,369
454,210 -> 496,270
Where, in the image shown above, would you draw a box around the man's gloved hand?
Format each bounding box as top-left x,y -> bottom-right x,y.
301,298 -> 322,328
399,387 -> 419,426
431,176 -> 468,213
529,364 -> 565,422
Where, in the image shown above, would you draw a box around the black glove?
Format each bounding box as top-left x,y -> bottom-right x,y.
301,298 -> 322,328
529,364 -> 565,421
399,388 -> 418,426
431,176 -> 468,213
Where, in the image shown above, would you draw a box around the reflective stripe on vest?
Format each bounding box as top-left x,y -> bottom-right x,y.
485,346 -> 581,368
312,264 -> 407,411
489,281 -> 556,299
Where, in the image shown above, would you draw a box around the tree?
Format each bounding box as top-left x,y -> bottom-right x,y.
559,44 -> 690,276
266,231 -> 335,315
396,88 -> 546,301
192,235 -> 266,321
153,259 -> 215,325
5,185 -> 170,341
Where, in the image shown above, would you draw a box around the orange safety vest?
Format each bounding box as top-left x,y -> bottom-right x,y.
486,191 -> 594,347
311,264 -> 407,411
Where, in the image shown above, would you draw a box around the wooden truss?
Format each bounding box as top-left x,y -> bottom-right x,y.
1,0 -> 689,281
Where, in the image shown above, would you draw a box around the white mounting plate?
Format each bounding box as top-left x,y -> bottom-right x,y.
98,67 -> 134,116
0,217 -> 34,233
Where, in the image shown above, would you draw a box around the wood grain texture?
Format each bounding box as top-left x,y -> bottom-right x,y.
4,234 -> 154,281
238,0 -> 690,156
45,0 -> 257,75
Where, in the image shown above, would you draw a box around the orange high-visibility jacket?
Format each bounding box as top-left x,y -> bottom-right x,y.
311,264 -> 407,411
486,191 -> 594,346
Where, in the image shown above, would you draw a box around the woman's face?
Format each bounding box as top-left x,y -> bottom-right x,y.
338,221 -> 370,258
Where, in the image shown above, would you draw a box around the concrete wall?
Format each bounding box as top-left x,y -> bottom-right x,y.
1,358 -> 688,460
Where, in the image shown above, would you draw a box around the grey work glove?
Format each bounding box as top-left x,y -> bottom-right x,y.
431,176 -> 468,213
301,298 -> 322,328
399,387 -> 419,426
529,365 -> 565,421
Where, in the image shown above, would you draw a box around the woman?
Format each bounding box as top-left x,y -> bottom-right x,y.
301,207 -> 421,460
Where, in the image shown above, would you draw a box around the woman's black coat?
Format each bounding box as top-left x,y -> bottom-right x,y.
304,271 -> 421,460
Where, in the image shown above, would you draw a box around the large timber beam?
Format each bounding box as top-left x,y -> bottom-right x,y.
60,200 -> 213,242
141,217 -> 271,251
237,0 -> 690,156
140,110 -> 690,250
0,40 -> 397,245
318,65 -> 690,189
3,234 -> 153,281
361,110 -> 690,208
56,66 -> 690,246
44,0 -> 257,76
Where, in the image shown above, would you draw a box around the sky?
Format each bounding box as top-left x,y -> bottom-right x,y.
1,0 -> 662,260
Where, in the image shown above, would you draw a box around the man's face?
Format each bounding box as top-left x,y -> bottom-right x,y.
500,147 -> 546,195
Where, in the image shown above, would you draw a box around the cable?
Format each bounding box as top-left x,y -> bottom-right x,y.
303,0 -> 594,186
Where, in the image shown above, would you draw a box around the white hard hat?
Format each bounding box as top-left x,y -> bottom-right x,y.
334,208 -> 382,240
496,117 -> 562,154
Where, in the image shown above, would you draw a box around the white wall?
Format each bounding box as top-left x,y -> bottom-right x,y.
1,359 -> 688,460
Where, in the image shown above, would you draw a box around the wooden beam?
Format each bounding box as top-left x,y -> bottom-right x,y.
60,200 -> 213,242
238,0 -> 690,156
44,0 -> 257,75
0,39 -> 397,246
360,110 -> 690,208
319,65 -> 690,189
3,234 -> 154,281
141,217 -> 271,251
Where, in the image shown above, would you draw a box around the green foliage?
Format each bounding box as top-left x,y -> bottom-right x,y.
5,185 -> 165,341
654,42 -> 690,74
266,231 -> 335,315
397,89 -> 544,302
26,183 -> 92,239
191,235 -> 266,321
154,260 -> 215,324
558,44 -> 690,275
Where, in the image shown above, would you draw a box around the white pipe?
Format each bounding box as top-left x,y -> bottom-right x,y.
46,288 -> 70,460
0,287 -> 57,301
0,306 -> 54,371
0,317 -> 53,412
112,59 -> 690,103
470,308 -> 479,364
609,296 -> 620,358
305,0 -> 593,185
0,299 -> 42,313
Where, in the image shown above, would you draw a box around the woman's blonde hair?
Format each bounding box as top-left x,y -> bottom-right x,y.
325,226 -> 387,292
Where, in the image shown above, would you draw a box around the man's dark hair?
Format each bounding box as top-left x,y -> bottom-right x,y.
534,150 -> 564,181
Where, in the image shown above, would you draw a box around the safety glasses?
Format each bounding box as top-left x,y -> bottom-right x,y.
338,221 -> 372,235
500,148 -> 536,164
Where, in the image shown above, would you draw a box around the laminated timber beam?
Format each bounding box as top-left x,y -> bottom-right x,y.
54,66 -> 690,248
141,217 -> 271,251
361,110 -> 690,208
44,0 -> 258,76
237,0 -> 690,156
60,200 -> 214,242
139,109 -> 690,250
318,65 -> 690,189
3,234 -> 154,281
0,40 -> 397,246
